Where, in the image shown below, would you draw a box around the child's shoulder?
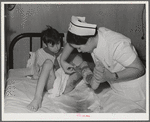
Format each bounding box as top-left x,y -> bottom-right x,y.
35,48 -> 46,55
36,48 -> 44,52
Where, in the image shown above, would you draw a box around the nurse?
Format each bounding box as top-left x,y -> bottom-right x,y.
60,16 -> 146,112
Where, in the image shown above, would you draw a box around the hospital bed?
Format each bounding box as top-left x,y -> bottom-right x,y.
4,32 -> 144,113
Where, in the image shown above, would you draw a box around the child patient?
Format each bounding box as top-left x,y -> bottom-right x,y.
27,26 -> 93,112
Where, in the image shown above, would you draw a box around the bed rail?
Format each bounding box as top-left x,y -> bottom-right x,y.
9,33 -> 64,69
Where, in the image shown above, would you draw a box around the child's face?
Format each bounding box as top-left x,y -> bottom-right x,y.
47,42 -> 61,53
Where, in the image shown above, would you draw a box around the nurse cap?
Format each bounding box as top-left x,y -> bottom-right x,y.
68,16 -> 97,36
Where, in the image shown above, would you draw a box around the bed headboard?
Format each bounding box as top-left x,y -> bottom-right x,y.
8,33 -> 64,69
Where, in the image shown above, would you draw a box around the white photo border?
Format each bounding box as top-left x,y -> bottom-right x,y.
1,1 -> 149,121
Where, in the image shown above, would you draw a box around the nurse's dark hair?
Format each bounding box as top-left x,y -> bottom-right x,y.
41,25 -> 62,46
66,27 -> 98,45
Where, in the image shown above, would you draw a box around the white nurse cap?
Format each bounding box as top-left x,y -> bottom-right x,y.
68,16 -> 97,36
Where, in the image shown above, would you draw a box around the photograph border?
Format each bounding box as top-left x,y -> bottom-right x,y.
1,1 -> 149,121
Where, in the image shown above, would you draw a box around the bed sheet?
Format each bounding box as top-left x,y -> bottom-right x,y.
5,77 -> 60,113
4,68 -> 145,113
4,69 -> 103,113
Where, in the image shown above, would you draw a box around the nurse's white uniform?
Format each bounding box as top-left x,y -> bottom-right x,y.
91,27 -> 146,113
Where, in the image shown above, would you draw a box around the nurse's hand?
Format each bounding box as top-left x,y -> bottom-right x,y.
90,63 -> 105,90
93,64 -> 106,83
93,62 -> 106,83
61,60 -> 75,74
93,62 -> 115,82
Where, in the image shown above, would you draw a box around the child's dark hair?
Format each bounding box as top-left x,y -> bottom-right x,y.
67,27 -> 98,45
41,25 -> 62,46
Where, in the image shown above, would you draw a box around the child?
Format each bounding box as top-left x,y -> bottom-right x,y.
60,16 -> 146,112
27,26 -> 93,112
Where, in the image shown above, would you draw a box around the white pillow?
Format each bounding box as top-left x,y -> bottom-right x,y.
26,52 -> 36,68
26,52 -> 41,79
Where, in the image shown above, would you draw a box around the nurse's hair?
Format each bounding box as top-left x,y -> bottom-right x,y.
67,28 -> 98,45
41,25 -> 62,46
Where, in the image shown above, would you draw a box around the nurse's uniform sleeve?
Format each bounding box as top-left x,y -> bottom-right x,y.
113,41 -> 137,67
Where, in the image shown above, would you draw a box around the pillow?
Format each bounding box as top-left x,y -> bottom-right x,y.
26,52 -> 40,79
26,52 -> 36,68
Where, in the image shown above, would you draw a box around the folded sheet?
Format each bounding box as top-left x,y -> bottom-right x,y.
48,68 -> 69,98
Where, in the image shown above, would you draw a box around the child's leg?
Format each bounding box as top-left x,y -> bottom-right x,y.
63,55 -> 93,94
45,67 -> 56,91
63,70 -> 82,94
27,59 -> 54,112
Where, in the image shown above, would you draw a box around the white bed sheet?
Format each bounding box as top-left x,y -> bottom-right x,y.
4,68 -> 145,113
4,68 -> 102,113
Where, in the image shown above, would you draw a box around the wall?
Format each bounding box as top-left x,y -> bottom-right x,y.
5,4 -> 146,69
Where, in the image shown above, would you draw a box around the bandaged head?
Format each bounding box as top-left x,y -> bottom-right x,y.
68,16 -> 97,36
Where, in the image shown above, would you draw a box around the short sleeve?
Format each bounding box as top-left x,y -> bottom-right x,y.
113,41 -> 137,67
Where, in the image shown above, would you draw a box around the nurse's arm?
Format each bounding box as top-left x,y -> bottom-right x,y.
60,43 -> 74,73
111,56 -> 145,81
